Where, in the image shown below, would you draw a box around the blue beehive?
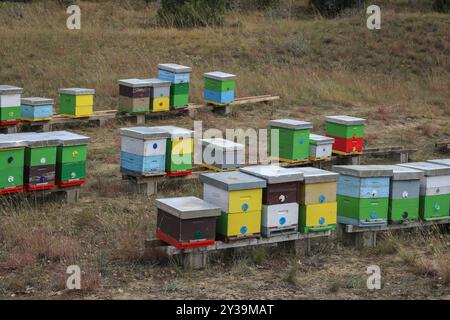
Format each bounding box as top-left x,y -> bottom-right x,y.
204,71 -> 236,105
21,97 -> 53,121
119,127 -> 170,176
157,64 -> 192,84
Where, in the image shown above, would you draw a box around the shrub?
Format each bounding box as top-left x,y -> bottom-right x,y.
309,0 -> 365,17
226,0 -> 281,11
433,0 -> 449,13
157,0 -> 226,28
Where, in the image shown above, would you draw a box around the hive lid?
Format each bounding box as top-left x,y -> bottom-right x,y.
7,133 -> 60,147
288,167 -> 339,184
158,63 -> 192,74
309,134 -> 335,145
427,159 -> 450,167
204,71 -> 236,81
118,78 -> 154,88
21,97 -> 54,106
332,165 -> 394,178
240,165 -> 304,184
201,138 -> 244,151
153,126 -> 194,139
155,196 -> 221,219
140,78 -> 171,88
58,88 -> 95,95
43,131 -> 90,146
384,165 -> 424,181
0,134 -> 28,148
0,85 -> 23,95
325,115 -> 366,125
270,119 -> 313,130
199,171 -> 266,191
119,127 -> 170,140
397,162 -> 450,177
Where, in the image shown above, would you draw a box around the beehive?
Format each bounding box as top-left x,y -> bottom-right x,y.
16,133 -> 59,191
153,126 -> 194,176
204,72 -> 236,105
289,167 -> 338,233
158,64 -> 192,109
398,162 -> 450,221
309,134 -> 334,160
384,165 -> 423,223
270,119 -> 313,161
119,127 -> 169,176
200,171 -> 266,239
143,78 -> 171,113
0,135 -> 27,194
59,88 -> 95,118
48,131 -> 90,187
118,79 -> 152,114
240,165 -> 304,237
155,196 -> 221,249
0,85 -> 23,125
333,165 -> 393,227
428,159 -> 450,167
201,138 -> 244,170
21,97 -> 53,122
325,115 -> 366,154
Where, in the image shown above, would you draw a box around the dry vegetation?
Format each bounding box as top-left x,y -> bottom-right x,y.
0,0 -> 449,299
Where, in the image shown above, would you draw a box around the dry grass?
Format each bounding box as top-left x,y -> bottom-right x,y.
0,1 -> 449,299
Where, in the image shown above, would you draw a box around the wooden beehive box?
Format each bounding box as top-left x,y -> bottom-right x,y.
289,167 -> 339,233
153,126 -> 194,176
240,165 -> 304,237
0,134 -> 27,194
398,162 -> 450,221
325,115 -> 366,154
158,64 -> 192,109
385,165 -> 423,223
201,138 -> 244,170
204,71 -> 236,105
0,85 -> 23,125
13,133 -> 60,191
59,88 -> 95,118
118,79 -> 152,114
155,196 -> 221,249
333,165 -> 394,227
142,78 -> 171,113
46,131 -> 90,187
309,134 -> 334,160
270,119 -> 313,161
119,127 -> 170,176
21,97 -> 54,122
200,171 -> 266,239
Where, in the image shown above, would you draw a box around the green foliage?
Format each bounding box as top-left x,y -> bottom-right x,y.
433,0 -> 449,13
158,0 -> 226,28
309,0 -> 364,17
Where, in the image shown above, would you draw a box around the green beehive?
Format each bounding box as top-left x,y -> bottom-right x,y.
270,119 -> 313,161
0,135 -> 27,194
153,126 -> 194,176
45,131 -> 90,187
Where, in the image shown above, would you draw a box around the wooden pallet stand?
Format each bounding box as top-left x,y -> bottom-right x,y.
332,151 -> 362,165
145,230 -> 331,269
51,110 -> 117,128
21,120 -> 52,132
0,124 -> 19,134
435,141 -> 450,153
337,219 -> 450,249
363,146 -> 417,163
0,185 -> 81,204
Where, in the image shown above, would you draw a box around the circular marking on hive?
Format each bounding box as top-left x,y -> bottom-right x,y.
370,211 -> 377,219
319,195 -> 326,203
71,172 -> 77,179
72,150 -> 78,157
242,203 -> 249,212
40,158 -> 46,164
279,195 -> 286,202
319,217 -> 325,225
279,217 -> 286,225
8,176 -> 14,183
402,191 -> 409,199
240,226 -> 247,234
153,143 -> 158,150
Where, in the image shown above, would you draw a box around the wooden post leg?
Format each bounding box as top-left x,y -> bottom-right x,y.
399,152 -> 409,163
188,108 -> 197,119
291,238 -> 312,256
225,105 -> 232,115
354,232 -> 377,249
6,126 -> 18,134
41,123 -> 51,132
135,114 -> 146,125
65,188 -> 80,204
183,250 -> 207,270
128,180 -> 157,196
351,155 -> 361,165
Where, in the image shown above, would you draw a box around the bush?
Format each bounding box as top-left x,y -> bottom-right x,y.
157,0 -> 226,28
433,0 -> 449,13
309,0 -> 364,17
226,0 -> 281,11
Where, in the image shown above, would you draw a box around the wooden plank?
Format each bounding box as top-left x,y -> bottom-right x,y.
435,141 -> 450,152
343,219 -> 450,233
146,230 -> 331,256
